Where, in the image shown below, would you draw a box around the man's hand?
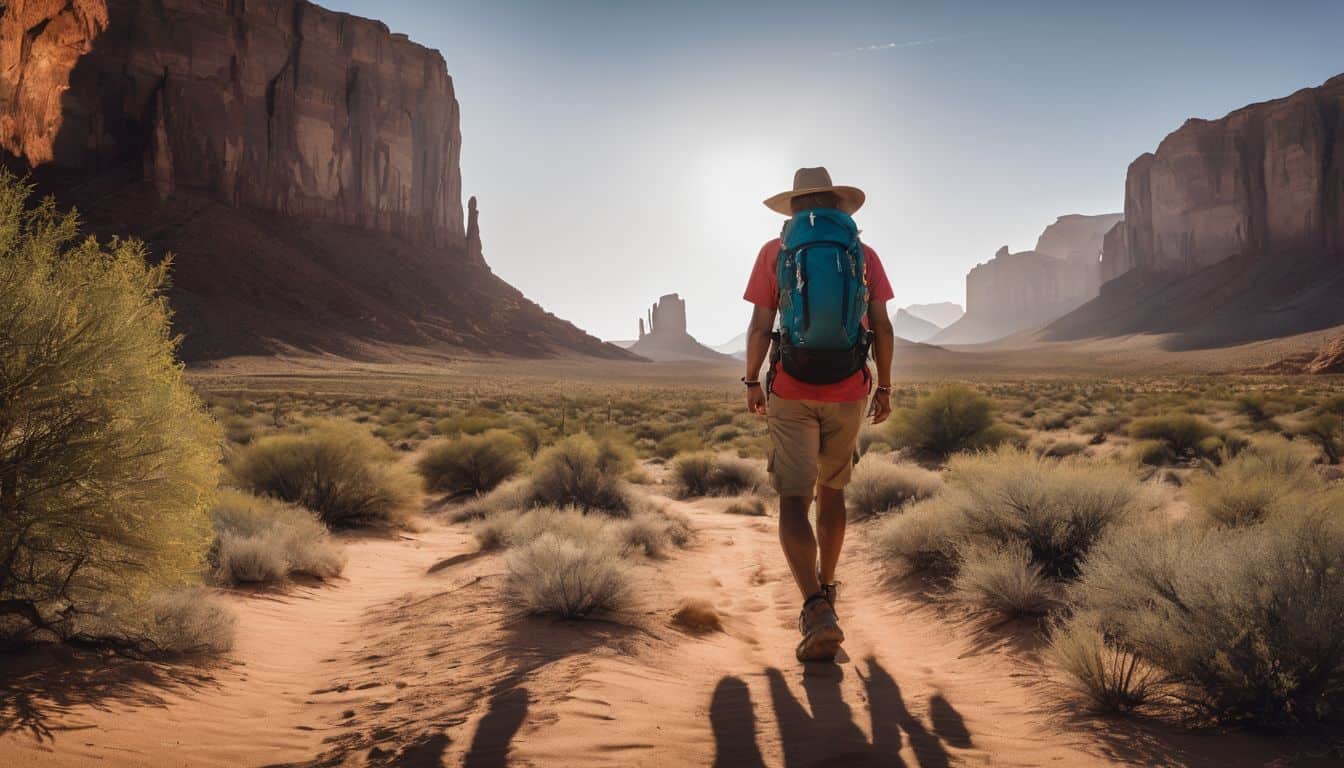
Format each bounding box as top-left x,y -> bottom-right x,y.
746,385 -> 767,416
868,389 -> 892,425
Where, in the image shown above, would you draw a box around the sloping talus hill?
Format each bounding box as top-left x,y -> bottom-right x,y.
1045,74 -> 1344,349
0,0 -> 635,361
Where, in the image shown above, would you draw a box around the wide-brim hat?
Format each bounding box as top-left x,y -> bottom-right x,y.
763,166 -> 865,215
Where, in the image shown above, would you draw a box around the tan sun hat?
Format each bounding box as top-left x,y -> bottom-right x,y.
762,166 -> 866,216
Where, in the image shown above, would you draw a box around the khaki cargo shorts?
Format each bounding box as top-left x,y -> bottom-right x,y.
766,397 -> 865,497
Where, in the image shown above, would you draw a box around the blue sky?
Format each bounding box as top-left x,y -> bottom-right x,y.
323,0 -> 1343,344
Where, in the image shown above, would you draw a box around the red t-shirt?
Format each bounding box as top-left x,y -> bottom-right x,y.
744,238 -> 893,402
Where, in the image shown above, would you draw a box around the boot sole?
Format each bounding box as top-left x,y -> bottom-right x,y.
796,623 -> 845,662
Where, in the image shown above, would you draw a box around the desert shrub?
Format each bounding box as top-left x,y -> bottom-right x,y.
68,587 -> 236,656
1233,393 -> 1278,428
0,173 -> 220,644
529,433 -> 634,514
656,431 -> 706,459
452,478 -> 531,522
1299,414 -> 1342,465
616,512 -> 691,558
434,413 -> 505,436
871,497 -> 963,574
1030,436 -> 1087,458
1049,612 -> 1161,713
1186,437 -> 1324,527
210,489 -> 345,584
416,429 -> 526,496
116,588 -> 236,655
511,418 -> 547,456
1078,412 -> 1128,437
725,496 -> 768,516
1128,413 -> 1217,458
505,533 -> 631,618
1067,509 -> 1344,732
672,453 -> 766,497
943,447 -> 1155,579
475,505 -> 610,551
1127,439 -> 1174,467
886,384 -> 1007,456
953,542 -> 1057,617
845,455 -> 943,519
228,420 -> 412,528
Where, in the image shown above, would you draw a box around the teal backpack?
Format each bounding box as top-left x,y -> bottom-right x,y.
772,208 -> 872,385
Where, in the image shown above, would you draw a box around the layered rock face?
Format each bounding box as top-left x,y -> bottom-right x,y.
0,0 -> 463,246
0,0 -> 630,360
1100,74 -> 1344,287
933,212 -> 1121,345
628,293 -> 729,362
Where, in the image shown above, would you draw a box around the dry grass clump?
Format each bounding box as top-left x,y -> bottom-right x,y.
1128,413 -> 1219,460
1063,507 -> 1344,732
725,496 -> 769,516
845,455 -> 943,519
211,489 -> 346,585
228,420 -> 412,528
952,542 -> 1058,618
885,384 -> 1014,457
1186,437 -> 1324,527
672,452 -> 765,497
416,429 -> 526,496
505,533 -> 631,618
656,431 -> 707,459
1049,612 -> 1162,713
672,598 -> 723,633
871,498 -> 961,574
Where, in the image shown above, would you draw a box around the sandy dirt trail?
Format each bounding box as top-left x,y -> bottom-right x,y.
1,494 -> 1332,767
0,520 -> 478,767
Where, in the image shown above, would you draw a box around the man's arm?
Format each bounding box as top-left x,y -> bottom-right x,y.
867,300 -> 893,424
744,304 -> 775,415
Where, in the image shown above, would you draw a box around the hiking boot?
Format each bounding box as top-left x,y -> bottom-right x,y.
795,593 -> 845,662
816,567 -> 839,608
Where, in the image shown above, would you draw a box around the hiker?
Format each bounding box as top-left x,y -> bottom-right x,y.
742,167 -> 894,662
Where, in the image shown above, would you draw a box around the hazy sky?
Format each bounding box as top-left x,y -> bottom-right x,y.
324,0 -> 1343,345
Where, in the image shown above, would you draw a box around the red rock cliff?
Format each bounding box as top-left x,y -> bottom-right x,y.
932,213 -> 1120,345
1101,74 -> 1344,285
0,0 -> 464,246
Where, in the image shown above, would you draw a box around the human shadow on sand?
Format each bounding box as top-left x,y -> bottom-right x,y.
711,656 -> 965,767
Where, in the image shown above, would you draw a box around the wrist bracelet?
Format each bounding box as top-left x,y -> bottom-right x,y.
741,377 -> 762,388
875,385 -> 892,393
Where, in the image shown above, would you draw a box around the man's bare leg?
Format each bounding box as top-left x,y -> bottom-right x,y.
778,494 -> 822,598
815,485 -> 846,585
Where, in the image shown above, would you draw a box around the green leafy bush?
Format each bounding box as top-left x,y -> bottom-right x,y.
1128,413 -> 1218,459
416,429 -> 526,495
886,384 -> 1010,457
228,420 -> 412,528
0,173 -> 220,645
